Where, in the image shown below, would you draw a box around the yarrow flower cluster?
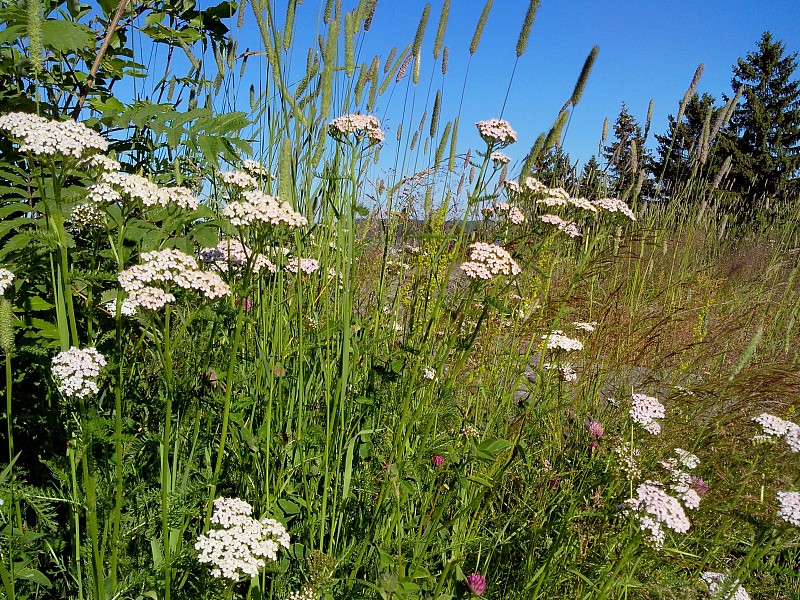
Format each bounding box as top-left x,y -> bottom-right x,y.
573,321 -> 597,333
490,151 -> 511,164
660,448 -> 704,510
543,361 -> 578,382
241,159 -> 270,178
199,239 -> 276,275
539,214 -> 581,238
776,491 -> 800,527
613,441 -> 641,479
286,586 -> 316,600
0,112 -> 108,159
752,413 -> 800,452
0,268 -> 14,296
52,347 -> 107,398
625,481 -> 691,549
486,201 -> 525,225
285,257 -> 320,275
460,243 -> 520,280
70,202 -> 106,230
219,170 -> 258,190
630,393 -> 665,435
223,190 -> 307,228
421,367 -> 436,381
195,497 -> 290,580
97,172 -> 199,210
81,154 -> 120,173
118,249 -> 231,310
592,197 -> 637,221
475,118 -> 517,146
327,114 -> 385,144
104,298 -> 137,317
701,572 -> 751,600
541,331 -> 583,352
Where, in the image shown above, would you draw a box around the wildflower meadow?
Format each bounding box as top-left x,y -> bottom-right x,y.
1,1 -> 799,599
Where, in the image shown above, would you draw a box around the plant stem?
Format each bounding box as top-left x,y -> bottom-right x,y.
162,306 -> 173,600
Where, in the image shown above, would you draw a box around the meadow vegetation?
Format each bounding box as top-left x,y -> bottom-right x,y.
1,1 -> 799,599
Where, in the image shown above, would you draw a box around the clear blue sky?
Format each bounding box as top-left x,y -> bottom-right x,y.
344,0 -> 800,167
131,1 -> 800,170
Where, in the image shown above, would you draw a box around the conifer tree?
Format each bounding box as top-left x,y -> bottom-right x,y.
653,93 -> 720,195
602,102 -> 651,196
719,32 -> 800,212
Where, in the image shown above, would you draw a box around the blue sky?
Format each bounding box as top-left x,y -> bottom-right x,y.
344,0 -> 800,167
129,1 -> 800,171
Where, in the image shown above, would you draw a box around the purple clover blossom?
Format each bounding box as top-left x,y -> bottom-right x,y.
431,455 -> 445,468
466,573 -> 487,596
691,476 -> 710,497
588,420 -> 605,439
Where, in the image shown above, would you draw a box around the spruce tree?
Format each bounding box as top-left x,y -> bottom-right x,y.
720,32 -> 800,212
602,102 -> 651,197
653,93 -> 720,195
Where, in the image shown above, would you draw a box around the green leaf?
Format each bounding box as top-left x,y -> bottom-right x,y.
277,498 -> 302,515
41,20 -> 95,52
13,567 -> 51,587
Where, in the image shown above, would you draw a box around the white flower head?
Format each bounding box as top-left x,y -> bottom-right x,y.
625,481 -> 691,549
0,268 -> 14,296
541,331 -> 583,352
777,491 -> 800,527
475,119 -> 517,146
0,112 -> 108,160
630,393 -> 665,435
460,242 -> 520,280
52,347 -> 107,398
195,497 -> 290,581
328,114 -> 384,144
118,248 -> 231,310
701,572 -> 751,600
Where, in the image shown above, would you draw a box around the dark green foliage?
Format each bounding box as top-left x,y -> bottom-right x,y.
653,92 -> 720,195
718,32 -> 800,214
602,102 -> 651,197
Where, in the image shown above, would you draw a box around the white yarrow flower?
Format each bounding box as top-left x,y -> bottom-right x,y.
195,497 -> 290,581
0,268 -> 14,296
52,347 -> 107,398
630,393 -> 665,435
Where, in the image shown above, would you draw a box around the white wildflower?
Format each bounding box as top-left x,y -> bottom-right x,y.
475,119 -> 517,146
0,112 -> 107,159
104,298 -> 137,317
118,248 -> 230,309
285,257 -> 320,275
625,481 -> 691,549
195,497 -> 290,581
52,347 -> 107,398
490,151 -> 511,164
701,572 -> 751,600
0,268 -> 14,296
70,202 -> 106,230
223,190 -> 307,228
592,197 -> 636,221
220,170 -> 258,190
573,321 -> 597,333
460,242 -> 520,280
630,393 -> 665,435
241,159 -> 271,177
541,331 -> 583,352
776,491 -> 800,527
328,114 -> 384,144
